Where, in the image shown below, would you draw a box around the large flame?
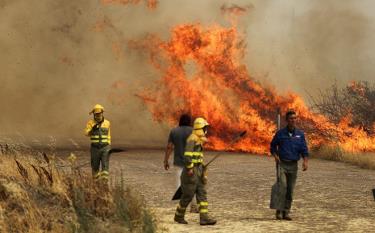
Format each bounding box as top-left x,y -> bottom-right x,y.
129,23 -> 375,154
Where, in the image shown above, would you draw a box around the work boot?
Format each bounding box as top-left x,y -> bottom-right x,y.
283,211 -> 292,221
200,214 -> 217,226
174,215 -> 188,224
190,203 -> 199,213
275,210 -> 282,220
174,205 -> 188,224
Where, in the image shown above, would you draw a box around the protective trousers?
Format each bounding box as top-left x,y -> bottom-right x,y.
90,145 -> 111,179
175,165 -> 209,218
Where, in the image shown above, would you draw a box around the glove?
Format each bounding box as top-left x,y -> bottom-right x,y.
89,124 -> 100,135
92,123 -> 101,131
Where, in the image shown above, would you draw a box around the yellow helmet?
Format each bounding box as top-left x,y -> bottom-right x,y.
193,117 -> 209,130
193,117 -> 209,137
90,104 -> 104,115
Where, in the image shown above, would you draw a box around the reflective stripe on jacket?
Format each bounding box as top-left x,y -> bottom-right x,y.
84,119 -> 111,145
184,134 -> 204,169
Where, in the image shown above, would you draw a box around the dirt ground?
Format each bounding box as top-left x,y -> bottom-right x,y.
76,150 -> 375,233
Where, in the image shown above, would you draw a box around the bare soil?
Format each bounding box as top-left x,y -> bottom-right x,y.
77,150 -> 375,233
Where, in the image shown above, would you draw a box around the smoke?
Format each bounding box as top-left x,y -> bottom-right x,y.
0,0 -> 374,147
0,0 -> 164,147
244,0 -> 375,97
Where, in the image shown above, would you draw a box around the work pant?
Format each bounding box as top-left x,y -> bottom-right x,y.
278,160 -> 298,212
90,144 -> 111,178
179,164 -> 208,214
175,166 -> 197,206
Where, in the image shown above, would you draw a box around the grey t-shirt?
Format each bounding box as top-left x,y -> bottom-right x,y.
168,126 -> 193,167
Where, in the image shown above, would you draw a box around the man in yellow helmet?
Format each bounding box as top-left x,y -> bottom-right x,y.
84,104 -> 111,180
174,117 -> 217,226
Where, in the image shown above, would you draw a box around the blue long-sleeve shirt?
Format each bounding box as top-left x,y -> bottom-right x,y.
270,127 -> 309,161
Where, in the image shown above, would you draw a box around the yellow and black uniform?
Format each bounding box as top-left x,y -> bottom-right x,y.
85,119 -> 111,146
84,105 -> 111,180
174,118 -> 216,226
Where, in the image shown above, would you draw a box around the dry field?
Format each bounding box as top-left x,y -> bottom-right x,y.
71,149 -> 375,233
0,146 -> 157,233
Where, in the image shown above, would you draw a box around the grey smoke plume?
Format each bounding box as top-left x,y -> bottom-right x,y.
0,0 -> 374,147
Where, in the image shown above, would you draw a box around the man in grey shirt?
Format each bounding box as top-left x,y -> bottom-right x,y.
164,114 -> 198,212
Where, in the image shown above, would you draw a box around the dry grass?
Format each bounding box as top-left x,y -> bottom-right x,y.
311,145 -> 375,170
0,143 -> 158,233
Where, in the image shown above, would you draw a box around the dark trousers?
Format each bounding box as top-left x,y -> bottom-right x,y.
278,160 -> 298,212
90,145 -> 111,176
179,165 -> 209,215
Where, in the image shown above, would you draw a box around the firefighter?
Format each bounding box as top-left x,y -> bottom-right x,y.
174,117 -> 217,225
84,104 -> 111,180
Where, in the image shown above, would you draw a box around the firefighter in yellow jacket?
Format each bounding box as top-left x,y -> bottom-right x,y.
174,117 -> 217,225
84,104 -> 111,180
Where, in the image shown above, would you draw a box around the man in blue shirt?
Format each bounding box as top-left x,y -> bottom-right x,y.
270,110 -> 309,220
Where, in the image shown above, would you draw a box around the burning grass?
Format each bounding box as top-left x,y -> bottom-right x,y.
312,145 -> 375,170
130,23 -> 375,154
0,144 -> 158,233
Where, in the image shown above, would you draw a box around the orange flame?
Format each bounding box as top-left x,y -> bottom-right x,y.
347,81 -> 366,97
130,23 -> 375,154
